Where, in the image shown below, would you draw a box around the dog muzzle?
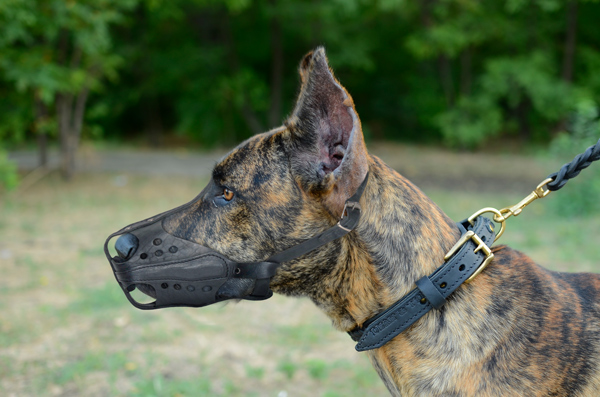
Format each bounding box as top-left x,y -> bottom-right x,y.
104,173 -> 369,310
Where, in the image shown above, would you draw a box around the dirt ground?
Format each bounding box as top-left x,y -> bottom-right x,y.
2,142 -> 596,396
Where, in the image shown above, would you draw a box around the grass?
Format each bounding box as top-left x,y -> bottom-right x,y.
277,358 -> 298,380
426,186 -> 600,272
0,147 -> 598,396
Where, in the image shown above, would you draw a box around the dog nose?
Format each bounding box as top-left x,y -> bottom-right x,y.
115,233 -> 139,260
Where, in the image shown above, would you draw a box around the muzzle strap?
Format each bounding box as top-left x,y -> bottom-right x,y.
232,173 -> 370,299
266,173 -> 368,264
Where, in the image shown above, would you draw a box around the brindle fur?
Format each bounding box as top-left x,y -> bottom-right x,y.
155,48 -> 600,396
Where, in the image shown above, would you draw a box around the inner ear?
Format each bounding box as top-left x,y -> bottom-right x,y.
291,48 -> 356,179
313,87 -> 353,174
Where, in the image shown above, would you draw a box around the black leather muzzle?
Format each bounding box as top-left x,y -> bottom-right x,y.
104,216 -> 259,310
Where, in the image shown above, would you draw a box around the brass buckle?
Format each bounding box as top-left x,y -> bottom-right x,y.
444,230 -> 494,283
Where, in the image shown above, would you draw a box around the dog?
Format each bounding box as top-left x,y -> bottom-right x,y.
113,47 -> 600,396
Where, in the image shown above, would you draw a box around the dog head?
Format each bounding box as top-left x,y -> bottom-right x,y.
106,47 -> 370,308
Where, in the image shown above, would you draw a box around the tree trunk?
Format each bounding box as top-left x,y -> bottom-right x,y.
562,0 -> 578,83
516,97 -> 532,141
268,0 -> 284,128
54,32 -> 91,180
56,86 -> 89,180
57,93 -> 73,179
554,0 -> 579,135
420,0 -> 455,108
438,54 -> 455,108
38,134 -> 48,168
146,97 -> 164,147
460,47 -> 472,97
34,93 -> 49,168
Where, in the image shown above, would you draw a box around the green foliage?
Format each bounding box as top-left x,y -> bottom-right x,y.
2,0 -> 600,149
481,53 -> 572,123
0,0 -> 139,154
436,95 -> 502,148
547,100 -> 600,217
0,0 -> 137,98
438,52 -> 573,148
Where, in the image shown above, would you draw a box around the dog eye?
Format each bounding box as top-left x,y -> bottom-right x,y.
213,187 -> 235,207
223,188 -> 234,201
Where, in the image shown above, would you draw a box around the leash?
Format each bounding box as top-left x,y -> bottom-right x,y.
477,137 -> 600,239
349,138 -> 600,351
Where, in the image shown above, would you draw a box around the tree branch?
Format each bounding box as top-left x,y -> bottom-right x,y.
438,54 -> 455,108
460,46 -> 472,96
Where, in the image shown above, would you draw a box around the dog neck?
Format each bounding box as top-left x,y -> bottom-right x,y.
317,155 -> 461,332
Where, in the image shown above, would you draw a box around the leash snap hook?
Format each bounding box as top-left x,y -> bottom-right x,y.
497,177 -> 553,221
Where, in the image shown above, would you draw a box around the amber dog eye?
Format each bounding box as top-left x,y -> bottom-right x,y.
213,186 -> 235,207
223,188 -> 234,201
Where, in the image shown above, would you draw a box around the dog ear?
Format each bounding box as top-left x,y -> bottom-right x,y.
285,47 -> 369,216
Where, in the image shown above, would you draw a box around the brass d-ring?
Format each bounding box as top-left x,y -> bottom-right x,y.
467,207 -> 506,242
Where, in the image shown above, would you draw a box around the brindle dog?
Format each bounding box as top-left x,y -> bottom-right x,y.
143,48 -> 600,396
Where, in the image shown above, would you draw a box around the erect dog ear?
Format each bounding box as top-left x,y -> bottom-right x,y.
285,47 -> 369,216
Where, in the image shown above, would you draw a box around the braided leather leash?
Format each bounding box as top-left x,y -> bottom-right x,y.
547,138 -> 600,191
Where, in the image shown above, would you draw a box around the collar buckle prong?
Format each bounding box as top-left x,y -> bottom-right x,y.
444,230 -> 494,283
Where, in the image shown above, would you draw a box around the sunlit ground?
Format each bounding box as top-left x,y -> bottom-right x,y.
1,144 -> 599,396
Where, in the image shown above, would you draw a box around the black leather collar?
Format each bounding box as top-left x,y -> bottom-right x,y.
348,216 -> 496,351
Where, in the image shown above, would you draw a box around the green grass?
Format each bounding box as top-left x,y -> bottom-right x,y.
306,359 -> 329,380
0,153 -> 598,396
55,351 -> 130,385
132,374 -> 213,397
277,358 -> 298,379
245,364 -> 266,379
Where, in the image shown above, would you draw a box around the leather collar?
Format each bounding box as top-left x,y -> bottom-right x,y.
348,216 -> 496,351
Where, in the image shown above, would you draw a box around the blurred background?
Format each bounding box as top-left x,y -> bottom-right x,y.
1,0 -> 599,396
